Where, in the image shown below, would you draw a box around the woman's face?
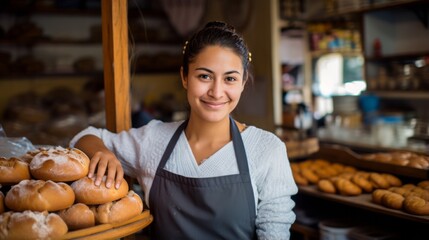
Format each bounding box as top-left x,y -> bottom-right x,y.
181,45 -> 245,123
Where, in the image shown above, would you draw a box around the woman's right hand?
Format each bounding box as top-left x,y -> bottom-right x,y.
88,149 -> 124,189
74,134 -> 124,190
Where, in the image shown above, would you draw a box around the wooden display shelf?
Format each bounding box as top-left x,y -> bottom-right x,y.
63,210 -> 152,240
298,185 -> 429,224
309,144 -> 429,179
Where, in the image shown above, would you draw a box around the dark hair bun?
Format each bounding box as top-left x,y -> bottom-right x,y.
204,21 -> 235,32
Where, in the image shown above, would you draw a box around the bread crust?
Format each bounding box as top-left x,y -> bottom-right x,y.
91,190 -> 143,224
0,157 -> 31,185
71,176 -> 129,205
5,179 -> 75,212
0,210 -> 68,240
30,147 -> 90,182
58,203 -> 95,230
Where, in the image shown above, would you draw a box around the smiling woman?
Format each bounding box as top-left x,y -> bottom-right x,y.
70,21 -> 298,240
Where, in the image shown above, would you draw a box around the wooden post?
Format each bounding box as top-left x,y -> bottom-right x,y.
101,0 -> 131,133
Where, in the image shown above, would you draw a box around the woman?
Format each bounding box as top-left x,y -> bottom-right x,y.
70,21 -> 298,239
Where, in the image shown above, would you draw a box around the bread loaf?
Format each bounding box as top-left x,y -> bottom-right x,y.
5,179 -> 75,212
0,157 -> 31,185
71,176 -> 129,205
334,178 -> 362,196
58,203 -> 95,230
0,210 -> 68,240
30,147 -> 90,182
91,190 -> 143,224
372,189 -> 390,204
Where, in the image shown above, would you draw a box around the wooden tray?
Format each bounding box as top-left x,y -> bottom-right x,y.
63,210 -> 153,240
299,185 -> 429,224
309,144 -> 429,179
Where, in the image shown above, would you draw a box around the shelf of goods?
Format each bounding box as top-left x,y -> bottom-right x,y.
291,144 -> 429,225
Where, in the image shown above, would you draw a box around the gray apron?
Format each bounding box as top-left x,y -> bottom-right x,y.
149,117 -> 256,239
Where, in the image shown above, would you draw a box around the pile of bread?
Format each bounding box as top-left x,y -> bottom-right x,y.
291,159 -> 429,216
0,146 -> 143,239
361,151 -> 429,169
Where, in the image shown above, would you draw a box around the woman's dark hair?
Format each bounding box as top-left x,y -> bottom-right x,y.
182,21 -> 252,83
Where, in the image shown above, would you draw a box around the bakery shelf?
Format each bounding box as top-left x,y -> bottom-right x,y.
298,185 -> 429,224
309,144 -> 429,179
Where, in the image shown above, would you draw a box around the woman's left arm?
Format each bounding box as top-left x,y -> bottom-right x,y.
255,142 -> 298,240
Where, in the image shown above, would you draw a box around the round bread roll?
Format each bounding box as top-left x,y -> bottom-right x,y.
71,176 -> 129,205
5,179 -> 75,212
0,192 -> 4,214
30,146 -> 90,182
301,169 -> 319,184
381,173 -> 402,187
58,203 -> 95,230
0,157 -> 31,185
91,190 -> 143,224
0,210 -> 68,240
404,195 -> 429,215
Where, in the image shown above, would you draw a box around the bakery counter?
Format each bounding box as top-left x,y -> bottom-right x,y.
298,185 -> 429,224
63,210 -> 152,240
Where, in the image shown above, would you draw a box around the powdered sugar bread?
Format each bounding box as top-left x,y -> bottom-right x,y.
0,157 -> 31,185
0,210 -> 68,240
71,176 -> 129,205
5,179 -> 75,212
30,147 -> 90,182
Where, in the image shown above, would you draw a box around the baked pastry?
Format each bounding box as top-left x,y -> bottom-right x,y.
418,180 -> 429,190
369,173 -> 390,189
381,191 -> 404,210
71,176 -> 129,205
372,189 -> 390,204
58,203 -> 95,230
301,169 -> 319,184
351,175 -> 373,193
292,171 -> 308,186
381,173 -> 402,187
91,190 -> 143,224
30,147 -> 90,182
0,210 -> 68,240
5,179 -> 75,212
403,195 -> 429,215
334,178 -> 362,196
317,179 -> 336,194
0,157 -> 31,185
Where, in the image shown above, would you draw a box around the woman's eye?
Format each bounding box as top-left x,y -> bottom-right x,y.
225,76 -> 236,82
198,74 -> 210,80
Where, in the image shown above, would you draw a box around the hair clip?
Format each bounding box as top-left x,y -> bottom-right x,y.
248,52 -> 252,62
182,41 -> 188,54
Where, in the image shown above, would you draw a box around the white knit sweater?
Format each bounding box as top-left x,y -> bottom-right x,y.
70,120 -> 298,239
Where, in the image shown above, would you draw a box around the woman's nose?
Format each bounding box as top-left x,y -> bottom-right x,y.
208,80 -> 223,98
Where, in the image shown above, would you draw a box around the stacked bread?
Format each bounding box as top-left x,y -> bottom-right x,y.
0,146 -> 144,239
